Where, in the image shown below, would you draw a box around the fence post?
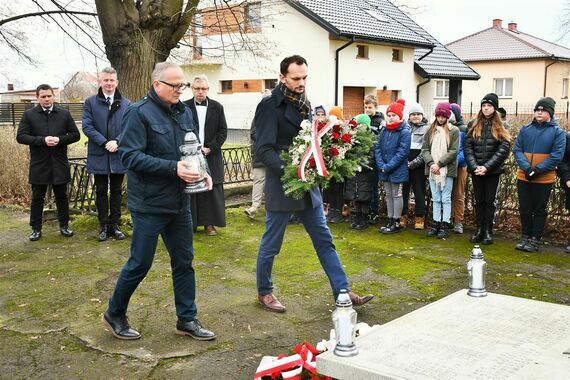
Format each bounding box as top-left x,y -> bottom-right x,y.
470,102 -> 473,119
11,103 -> 15,127
515,101 -> 518,117
566,101 -> 569,120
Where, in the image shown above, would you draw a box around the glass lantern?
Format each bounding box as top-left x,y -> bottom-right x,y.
179,132 -> 209,194
332,289 -> 359,357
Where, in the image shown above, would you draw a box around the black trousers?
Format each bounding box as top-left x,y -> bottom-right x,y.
402,167 -> 427,217
517,180 -> 553,240
471,174 -> 501,227
30,183 -> 69,229
94,174 -> 124,225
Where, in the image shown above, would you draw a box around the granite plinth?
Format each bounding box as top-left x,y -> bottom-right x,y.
317,290 -> 570,379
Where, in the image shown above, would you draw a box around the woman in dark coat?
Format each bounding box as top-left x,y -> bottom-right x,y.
464,93 -> 511,245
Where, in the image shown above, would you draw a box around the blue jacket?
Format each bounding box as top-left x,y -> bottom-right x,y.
375,121 -> 411,183
82,88 -> 130,174
514,118 -> 566,184
119,86 -> 198,214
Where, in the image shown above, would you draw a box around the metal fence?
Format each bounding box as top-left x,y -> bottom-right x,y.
0,102 -> 84,127
55,146 -> 253,214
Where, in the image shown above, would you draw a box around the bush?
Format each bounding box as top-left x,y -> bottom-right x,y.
0,127 -> 31,205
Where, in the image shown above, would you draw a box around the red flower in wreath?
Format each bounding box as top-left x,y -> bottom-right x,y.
331,132 -> 341,142
308,157 -> 316,167
329,147 -> 339,156
333,124 -> 342,134
317,122 -> 327,131
348,119 -> 358,129
341,133 -> 351,144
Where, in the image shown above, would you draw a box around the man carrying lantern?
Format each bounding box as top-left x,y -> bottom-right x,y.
253,55 -> 374,312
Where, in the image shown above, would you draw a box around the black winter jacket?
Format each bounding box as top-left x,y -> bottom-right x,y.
464,119 -> 511,175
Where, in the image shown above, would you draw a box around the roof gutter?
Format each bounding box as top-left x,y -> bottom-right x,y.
544,56 -> 558,96
416,77 -> 431,102
335,37 -> 355,105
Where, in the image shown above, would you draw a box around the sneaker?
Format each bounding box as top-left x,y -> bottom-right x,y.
437,222 -> 452,239
244,207 -> 257,219
524,237 -> 540,252
383,219 -> 402,234
427,222 -> 440,237
453,222 -> 463,234
515,235 -> 530,251
414,216 -> 424,230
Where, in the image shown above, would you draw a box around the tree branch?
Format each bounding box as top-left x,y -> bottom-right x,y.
0,10 -> 97,27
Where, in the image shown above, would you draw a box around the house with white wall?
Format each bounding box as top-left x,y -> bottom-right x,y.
178,0 -> 478,141
447,19 -> 570,116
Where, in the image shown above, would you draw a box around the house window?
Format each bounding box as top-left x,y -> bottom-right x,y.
392,49 -> 402,62
356,45 -> 369,59
435,80 -> 449,98
494,78 -> 513,97
245,2 -> 261,31
563,78 -> 569,99
264,79 -> 277,90
391,90 -> 401,103
221,80 -> 233,93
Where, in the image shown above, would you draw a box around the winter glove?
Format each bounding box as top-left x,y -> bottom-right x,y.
525,167 -> 542,181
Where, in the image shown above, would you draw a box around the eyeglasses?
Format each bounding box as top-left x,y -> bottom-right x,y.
192,86 -> 209,92
159,80 -> 189,91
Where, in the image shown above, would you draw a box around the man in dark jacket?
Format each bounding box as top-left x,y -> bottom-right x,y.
16,84 -> 80,241
102,62 -> 216,341
254,55 -> 373,313
82,67 -> 129,241
184,75 -> 228,236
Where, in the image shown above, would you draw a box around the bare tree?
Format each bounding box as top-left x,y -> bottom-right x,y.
560,0 -> 570,42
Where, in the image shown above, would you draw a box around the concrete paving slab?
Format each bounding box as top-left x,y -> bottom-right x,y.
317,289 -> 570,379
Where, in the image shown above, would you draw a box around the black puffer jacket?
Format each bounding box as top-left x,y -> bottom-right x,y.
464,119 -> 511,175
344,143 -> 376,202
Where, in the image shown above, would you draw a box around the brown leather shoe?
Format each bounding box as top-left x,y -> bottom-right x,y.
205,225 -> 217,236
258,293 -> 286,313
348,291 -> 374,307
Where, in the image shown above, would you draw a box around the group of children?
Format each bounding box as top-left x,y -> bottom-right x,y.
317,93 -> 568,253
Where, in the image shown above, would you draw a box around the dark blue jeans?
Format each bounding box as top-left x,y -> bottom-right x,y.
108,211 -> 197,321
256,206 -> 350,300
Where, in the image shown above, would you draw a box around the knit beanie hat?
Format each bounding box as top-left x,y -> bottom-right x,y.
314,105 -> 326,116
408,102 -> 424,116
329,106 -> 344,120
481,93 -> 499,110
534,97 -> 556,117
354,114 -> 371,128
386,99 -> 405,120
434,102 -> 452,118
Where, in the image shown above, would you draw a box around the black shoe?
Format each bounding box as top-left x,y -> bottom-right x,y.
382,219 -> 402,234
354,221 -> 369,230
470,226 -> 483,243
108,224 -> 125,240
379,218 -> 393,233
524,237 -> 540,252
102,311 -> 141,340
427,222 -> 441,237
29,229 -> 42,241
481,225 -> 493,245
175,319 -> 216,341
327,209 -> 342,224
59,225 -> 74,237
436,222 -> 451,239
515,235 -> 530,251
98,225 -> 108,242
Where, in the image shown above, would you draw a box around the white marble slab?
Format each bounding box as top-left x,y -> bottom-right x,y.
317,290 -> 570,379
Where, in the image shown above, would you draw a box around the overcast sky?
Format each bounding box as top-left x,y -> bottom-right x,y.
0,0 -> 568,91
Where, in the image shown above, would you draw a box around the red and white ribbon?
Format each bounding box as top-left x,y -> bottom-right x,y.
297,119 -> 337,181
253,342 -> 331,380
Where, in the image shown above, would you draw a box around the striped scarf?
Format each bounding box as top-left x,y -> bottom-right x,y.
277,82 -> 311,119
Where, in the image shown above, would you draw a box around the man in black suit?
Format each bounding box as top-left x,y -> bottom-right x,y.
184,75 -> 228,236
16,84 -> 80,241
253,55 -> 374,312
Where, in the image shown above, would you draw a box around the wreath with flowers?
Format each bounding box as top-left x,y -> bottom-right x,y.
280,116 -> 375,200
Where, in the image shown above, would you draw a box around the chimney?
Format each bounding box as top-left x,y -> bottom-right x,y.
7,84 -> 14,91
508,22 -> 518,32
492,19 -> 502,28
